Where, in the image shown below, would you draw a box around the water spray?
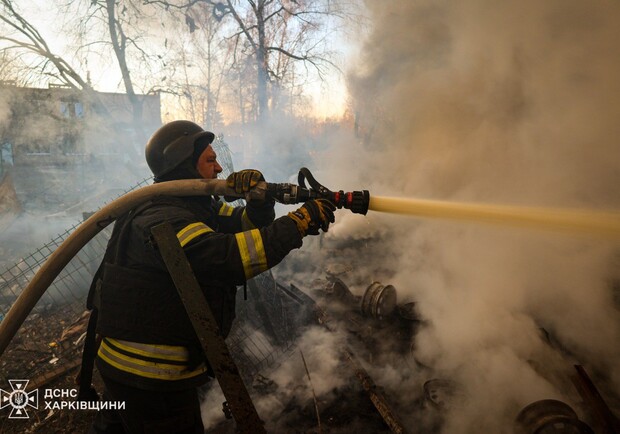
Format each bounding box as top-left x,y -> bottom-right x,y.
368,196 -> 620,238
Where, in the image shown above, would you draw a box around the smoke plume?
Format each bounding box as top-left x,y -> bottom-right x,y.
330,1 -> 620,432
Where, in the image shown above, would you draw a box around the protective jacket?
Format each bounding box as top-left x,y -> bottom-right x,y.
89,194 -> 302,391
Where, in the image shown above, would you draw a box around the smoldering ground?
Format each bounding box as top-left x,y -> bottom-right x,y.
200,326 -> 357,432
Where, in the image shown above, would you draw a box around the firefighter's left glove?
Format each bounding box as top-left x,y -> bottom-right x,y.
226,169 -> 264,194
288,199 -> 336,236
226,169 -> 269,205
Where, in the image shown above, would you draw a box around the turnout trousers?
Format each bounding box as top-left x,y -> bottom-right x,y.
89,375 -> 204,434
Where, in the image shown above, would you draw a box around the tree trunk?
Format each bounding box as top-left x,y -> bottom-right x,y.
105,0 -> 146,147
255,0 -> 269,123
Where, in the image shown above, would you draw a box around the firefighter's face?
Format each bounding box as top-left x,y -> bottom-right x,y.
196,145 -> 223,179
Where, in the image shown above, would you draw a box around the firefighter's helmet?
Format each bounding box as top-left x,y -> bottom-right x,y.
145,120 -> 215,178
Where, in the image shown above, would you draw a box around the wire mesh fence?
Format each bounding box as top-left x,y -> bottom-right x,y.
228,272 -> 313,383
0,176 -> 154,319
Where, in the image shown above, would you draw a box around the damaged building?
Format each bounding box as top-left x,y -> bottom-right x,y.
0,82 -> 160,268
0,81 -> 161,160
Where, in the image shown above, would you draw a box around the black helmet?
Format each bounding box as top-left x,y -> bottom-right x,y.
145,120 -> 215,178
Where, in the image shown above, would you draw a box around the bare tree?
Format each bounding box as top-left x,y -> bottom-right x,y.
0,0 -> 164,157
145,0 -> 346,123
166,2 -> 233,129
1,0 -> 172,141
0,1 -> 100,97
213,0 -> 345,122
79,0 -> 170,142
0,51 -> 23,84
105,0 -> 143,135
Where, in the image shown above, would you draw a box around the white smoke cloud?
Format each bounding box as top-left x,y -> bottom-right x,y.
325,212 -> 385,241
332,1 -> 620,432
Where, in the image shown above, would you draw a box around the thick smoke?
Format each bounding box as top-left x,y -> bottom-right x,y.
334,1 -> 620,432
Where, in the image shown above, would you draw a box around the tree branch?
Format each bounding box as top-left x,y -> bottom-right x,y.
224,0 -> 258,52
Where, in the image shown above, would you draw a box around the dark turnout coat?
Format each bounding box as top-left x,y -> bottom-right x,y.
89,194 -> 302,391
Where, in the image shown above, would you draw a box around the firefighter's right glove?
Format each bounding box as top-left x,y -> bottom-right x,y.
288,199 -> 336,236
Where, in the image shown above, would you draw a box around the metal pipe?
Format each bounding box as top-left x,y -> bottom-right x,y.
0,178 -> 261,357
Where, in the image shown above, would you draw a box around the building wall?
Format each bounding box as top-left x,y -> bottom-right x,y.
0,83 -> 161,166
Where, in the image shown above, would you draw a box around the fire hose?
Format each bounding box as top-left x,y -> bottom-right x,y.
1,166 -> 619,357
0,168 -> 369,357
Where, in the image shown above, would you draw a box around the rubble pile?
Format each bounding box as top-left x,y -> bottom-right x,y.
1,302 -> 88,386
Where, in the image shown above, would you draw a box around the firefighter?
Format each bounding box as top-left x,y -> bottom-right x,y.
86,120 -> 335,433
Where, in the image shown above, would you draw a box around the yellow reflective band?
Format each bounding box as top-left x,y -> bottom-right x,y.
250,229 -> 268,275
235,232 -> 252,279
98,341 -> 207,381
218,203 -> 234,217
106,338 -> 189,362
101,340 -> 184,370
235,229 -> 268,279
176,222 -> 213,247
241,209 -> 256,231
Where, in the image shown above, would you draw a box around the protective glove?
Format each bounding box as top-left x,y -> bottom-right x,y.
288,199 -> 336,236
226,169 -> 264,194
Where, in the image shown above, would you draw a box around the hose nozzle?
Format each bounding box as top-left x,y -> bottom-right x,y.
265,168 -> 370,215
329,190 -> 370,215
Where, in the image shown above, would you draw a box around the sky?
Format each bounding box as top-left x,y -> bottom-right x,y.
9,1 -> 359,121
